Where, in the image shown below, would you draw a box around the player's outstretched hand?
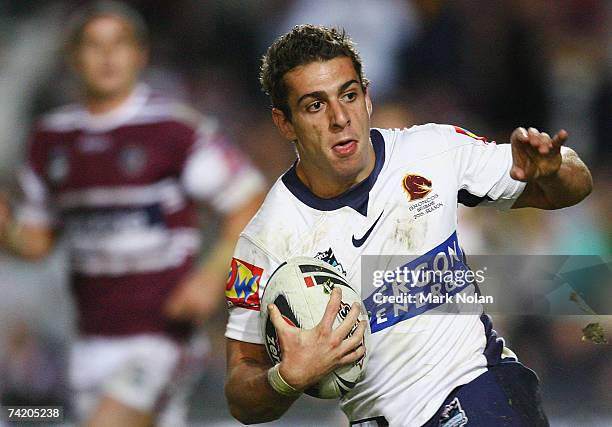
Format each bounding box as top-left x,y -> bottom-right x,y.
268,287 -> 366,392
510,127 -> 567,182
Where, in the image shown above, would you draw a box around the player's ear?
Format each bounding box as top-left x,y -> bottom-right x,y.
365,89 -> 373,118
271,108 -> 297,141
137,45 -> 150,70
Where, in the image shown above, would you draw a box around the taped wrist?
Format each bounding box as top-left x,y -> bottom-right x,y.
267,364 -> 301,397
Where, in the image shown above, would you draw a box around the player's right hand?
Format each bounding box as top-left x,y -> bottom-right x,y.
268,287 -> 367,391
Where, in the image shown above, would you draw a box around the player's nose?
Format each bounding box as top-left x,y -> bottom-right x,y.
328,100 -> 350,131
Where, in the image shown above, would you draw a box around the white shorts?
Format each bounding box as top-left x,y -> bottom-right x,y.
68,334 -> 209,427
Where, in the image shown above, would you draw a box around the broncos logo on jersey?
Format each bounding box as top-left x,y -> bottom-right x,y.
402,174 -> 433,201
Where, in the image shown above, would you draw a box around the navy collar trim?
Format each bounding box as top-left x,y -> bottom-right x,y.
281,129 -> 385,216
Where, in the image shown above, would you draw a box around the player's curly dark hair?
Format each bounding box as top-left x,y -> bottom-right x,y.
260,24 -> 369,120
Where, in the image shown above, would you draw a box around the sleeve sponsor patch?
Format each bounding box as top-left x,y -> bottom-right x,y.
453,126 -> 490,143
225,258 -> 264,310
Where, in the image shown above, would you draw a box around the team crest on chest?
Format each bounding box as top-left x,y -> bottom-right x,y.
119,145 -> 147,176
402,174 -> 432,201
77,134 -> 112,153
402,174 -> 444,219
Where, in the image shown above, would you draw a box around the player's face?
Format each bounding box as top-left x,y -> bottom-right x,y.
73,15 -> 146,99
273,56 -> 374,197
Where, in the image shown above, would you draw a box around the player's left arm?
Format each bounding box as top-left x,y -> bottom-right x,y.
164,192 -> 265,323
510,127 -> 593,209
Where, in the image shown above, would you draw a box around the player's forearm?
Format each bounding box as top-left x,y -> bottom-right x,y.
0,220 -> 53,260
225,360 -> 298,424
534,147 -> 592,209
515,147 -> 592,209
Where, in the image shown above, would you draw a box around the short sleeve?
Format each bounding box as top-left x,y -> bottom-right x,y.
180,119 -> 265,213
225,235 -> 282,344
14,129 -> 55,226
445,125 -> 526,210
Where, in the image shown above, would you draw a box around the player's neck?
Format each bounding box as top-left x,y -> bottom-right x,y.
296,149 -> 376,199
83,86 -> 135,115
296,167 -> 354,198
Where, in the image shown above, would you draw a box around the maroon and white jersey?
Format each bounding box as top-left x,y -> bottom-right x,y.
16,84 -> 265,338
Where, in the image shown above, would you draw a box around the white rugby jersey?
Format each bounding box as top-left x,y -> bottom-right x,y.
225,124 -> 525,426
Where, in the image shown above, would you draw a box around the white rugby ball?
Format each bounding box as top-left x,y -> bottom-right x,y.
260,256 -> 370,399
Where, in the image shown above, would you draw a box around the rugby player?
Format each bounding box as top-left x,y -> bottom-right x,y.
0,2 -> 265,426
223,25 -> 592,426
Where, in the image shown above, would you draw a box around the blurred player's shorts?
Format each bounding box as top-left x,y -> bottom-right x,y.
68,333 -> 209,427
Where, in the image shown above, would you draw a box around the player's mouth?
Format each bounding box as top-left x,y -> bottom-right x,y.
332,139 -> 358,157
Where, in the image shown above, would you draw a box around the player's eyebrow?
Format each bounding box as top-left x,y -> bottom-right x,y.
338,79 -> 360,93
296,79 -> 360,106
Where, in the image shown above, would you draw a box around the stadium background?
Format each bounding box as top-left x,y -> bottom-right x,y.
0,0 -> 609,425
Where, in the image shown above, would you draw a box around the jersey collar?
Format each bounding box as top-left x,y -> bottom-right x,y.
281,129 -> 385,216
79,83 -> 150,132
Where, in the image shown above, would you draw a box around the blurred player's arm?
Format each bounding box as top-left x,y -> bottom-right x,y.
511,128 -> 592,209
164,192 -> 265,323
164,117 -> 268,324
0,192 -> 53,260
225,288 -> 366,424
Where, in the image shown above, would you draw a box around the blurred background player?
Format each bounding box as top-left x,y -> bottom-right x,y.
0,1 -> 265,426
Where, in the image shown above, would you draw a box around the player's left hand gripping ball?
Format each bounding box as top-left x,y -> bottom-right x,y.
260,257 -> 370,399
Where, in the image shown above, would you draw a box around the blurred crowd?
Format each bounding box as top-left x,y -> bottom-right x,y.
0,0 -> 609,425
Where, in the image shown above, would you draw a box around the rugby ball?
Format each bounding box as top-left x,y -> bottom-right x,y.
260,257 -> 370,399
